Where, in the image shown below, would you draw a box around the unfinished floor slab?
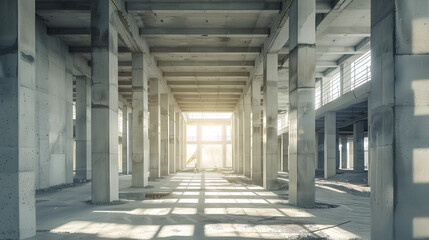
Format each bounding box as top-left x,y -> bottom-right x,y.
35,171 -> 369,240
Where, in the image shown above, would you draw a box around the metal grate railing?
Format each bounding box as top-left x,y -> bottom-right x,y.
315,50 -> 371,109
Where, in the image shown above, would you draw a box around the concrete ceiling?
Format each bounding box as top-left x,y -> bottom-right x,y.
36,0 -> 370,113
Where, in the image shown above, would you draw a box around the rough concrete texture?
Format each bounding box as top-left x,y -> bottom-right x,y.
340,138 -> 347,169
149,78 -> 161,179
352,121 -> 365,173
371,1 -> 429,239
35,18 -> 75,189
75,76 -> 92,180
169,102 -> 176,173
34,171 -> 369,240
122,104 -> 129,174
288,0 -> 316,208
0,1 -> 36,239
324,112 -> 336,178
263,53 -> 279,190
160,94 -> 170,176
131,53 -> 149,187
237,101 -> 244,174
243,93 -> 252,178
251,77 -> 263,187
90,0 -> 119,203
283,133 -> 289,172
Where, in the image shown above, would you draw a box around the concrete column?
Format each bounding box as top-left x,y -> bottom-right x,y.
160,94 -> 169,175
131,53 -> 149,187
251,78 -> 263,186
90,0 -> 119,203
243,93 -> 252,177
238,101 -> 244,174
324,112 -> 336,178
232,114 -> 237,172
278,135 -> 283,171
340,137 -> 348,169
75,76 -> 92,180
347,138 -> 354,168
221,125 -> 227,168
353,121 -> 365,173
169,103 -> 176,173
336,128 -> 340,170
288,0 -> 316,207
262,53 -> 278,190
175,111 -> 180,172
128,112 -> 133,173
121,104 -> 128,174
149,78 -> 161,179
0,1 -> 36,238
371,1 -> 429,238
282,133 -> 289,172
317,132 -> 324,169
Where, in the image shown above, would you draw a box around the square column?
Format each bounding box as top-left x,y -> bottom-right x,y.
160,94 -> 169,176
347,138 -> 354,168
243,93 -> 252,177
131,53 -> 149,187
282,133 -> 289,172
324,112 -> 336,178
340,137 -> 348,169
238,101 -> 244,174
371,1 -> 429,238
353,121 -> 365,173
175,112 -> 180,171
149,78 -> 161,179
288,0 -> 316,207
128,112 -> 133,173
251,78 -> 263,186
121,104 -> 128,174
317,132 -> 324,169
232,113 -> 237,172
262,53 -> 279,190
75,76 -> 92,180
90,0 -> 119,204
0,1 -> 36,238
169,102 -> 176,173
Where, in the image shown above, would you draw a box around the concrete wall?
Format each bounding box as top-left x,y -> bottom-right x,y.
34,18 -> 88,190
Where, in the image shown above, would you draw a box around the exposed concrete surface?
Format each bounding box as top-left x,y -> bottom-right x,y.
34,171 -> 369,240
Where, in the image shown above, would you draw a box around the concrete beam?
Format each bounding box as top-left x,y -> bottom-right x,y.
171,88 -> 243,93
319,27 -> 371,37
150,47 -> 261,55
167,81 -> 246,86
127,2 -> 281,11
140,28 -> 270,37
164,72 -> 249,78
173,94 -> 241,99
158,61 -> 254,67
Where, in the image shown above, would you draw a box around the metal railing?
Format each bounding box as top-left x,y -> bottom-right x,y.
316,50 -> 371,109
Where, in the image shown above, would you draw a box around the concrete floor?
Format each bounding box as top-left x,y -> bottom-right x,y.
35,171 -> 370,240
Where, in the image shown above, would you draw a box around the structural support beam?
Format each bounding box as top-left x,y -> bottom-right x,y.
282,133 -> 289,172
251,78 -> 263,186
324,112 -> 336,178
370,1 -> 429,238
237,100 -> 244,174
75,76 -> 92,180
151,47 -> 261,55
158,61 -> 254,67
288,0 -> 316,207
243,92 -> 252,178
353,121 -> 365,173
121,104 -> 128,174
90,0 -> 119,204
131,53 -> 149,187
160,94 -> 170,176
262,53 -> 278,190
340,137 -> 348,169
0,1 -> 36,238
169,102 -> 176,174
140,28 -> 270,37
149,78 -> 161,180
127,2 -> 282,11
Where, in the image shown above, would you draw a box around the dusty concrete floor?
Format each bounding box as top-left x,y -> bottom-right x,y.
34,171 -> 370,240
